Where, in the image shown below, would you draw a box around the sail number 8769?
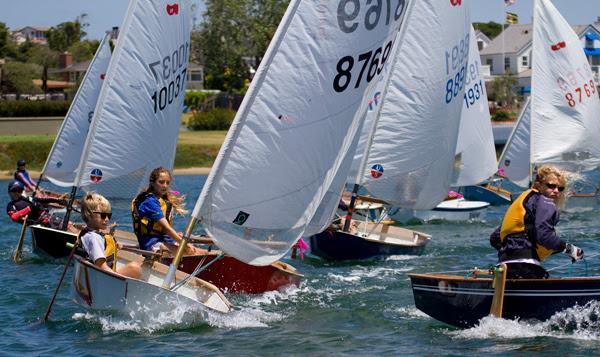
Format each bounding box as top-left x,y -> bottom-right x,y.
333,40 -> 393,92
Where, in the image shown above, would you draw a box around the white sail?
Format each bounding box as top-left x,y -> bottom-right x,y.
531,0 -> 600,171
498,97 -> 531,188
453,25 -> 496,187
43,34 -> 112,187
362,0 -> 471,209
76,0 -> 193,203
193,0 -> 415,265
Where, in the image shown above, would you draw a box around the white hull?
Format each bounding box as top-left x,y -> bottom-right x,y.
71,250 -> 232,318
390,198 -> 489,222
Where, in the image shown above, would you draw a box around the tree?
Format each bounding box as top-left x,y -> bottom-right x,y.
490,73 -> 521,108
47,15 -> 87,52
70,40 -> 100,62
1,61 -> 41,94
195,0 -> 288,92
0,22 -> 18,59
473,21 -> 503,40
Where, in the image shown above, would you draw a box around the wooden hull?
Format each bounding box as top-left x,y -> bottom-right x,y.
461,185 -> 512,206
71,250 -> 233,316
30,225 -> 77,258
162,254 -> 303,294
309,223 -> 431,260
410,273 -> 600,328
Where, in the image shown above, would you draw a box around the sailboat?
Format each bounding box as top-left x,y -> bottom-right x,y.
409,25 -> 496,222
410,0 -> 600,328
28,32 -> 112,258
163,0 -> 417,285
309,0 -> 471,259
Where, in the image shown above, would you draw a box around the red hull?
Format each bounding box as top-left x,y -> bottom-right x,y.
164,254 -> 302,294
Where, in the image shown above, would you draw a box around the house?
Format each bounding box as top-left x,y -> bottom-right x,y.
479,23 -> 600,92
12,26 -> 49,45
474,29 -> 491,52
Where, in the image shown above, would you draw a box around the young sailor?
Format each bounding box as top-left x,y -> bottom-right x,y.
14,159 -> 37,192
131,167 -> 205,255
79,192 -> 141,278
490,165 -> 584,279
6,180 -> 69,229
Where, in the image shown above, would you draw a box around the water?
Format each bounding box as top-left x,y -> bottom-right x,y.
3,175 -> 600,356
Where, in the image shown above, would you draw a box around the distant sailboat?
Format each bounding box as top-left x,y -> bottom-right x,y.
310,0 -> 472,258
497,0 -> 600,211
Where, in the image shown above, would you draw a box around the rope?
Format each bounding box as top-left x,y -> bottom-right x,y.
546,252 -> 600,274
171,252 -> 225,291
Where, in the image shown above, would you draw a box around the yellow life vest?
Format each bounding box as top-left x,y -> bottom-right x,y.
499,188 -> 555,261
131,192 -> 173,237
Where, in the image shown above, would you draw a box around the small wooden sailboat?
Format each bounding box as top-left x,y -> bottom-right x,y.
409,0 -> 600,329
310,0 -> 471,258
164,0 -> 417,284
72,249 -> 232,315
412,197 -> 490,222
409,272 -> 600,328
114,230 -> 302,293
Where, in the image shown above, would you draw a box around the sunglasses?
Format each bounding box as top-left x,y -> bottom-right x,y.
93,211 -> 112,219
545,183 -> 565,192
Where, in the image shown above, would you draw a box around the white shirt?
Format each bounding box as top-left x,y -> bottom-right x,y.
81,230 -> 106,263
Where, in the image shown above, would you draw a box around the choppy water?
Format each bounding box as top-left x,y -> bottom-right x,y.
3,175 -> 600,356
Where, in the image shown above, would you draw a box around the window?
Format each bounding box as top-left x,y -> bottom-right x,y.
486,59 -> 493,72
504,57 -> 510,71
586,39 -> 594,49
522,56 -> 528,67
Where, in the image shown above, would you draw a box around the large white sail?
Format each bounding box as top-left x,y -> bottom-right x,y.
498,97 -> 531,188
362,0 -> 471,209
193,0 -> 415,265
453,25 -> 496,187
76,0 -> 193,203
531,0 -> 600,171
43,34 -> 112,187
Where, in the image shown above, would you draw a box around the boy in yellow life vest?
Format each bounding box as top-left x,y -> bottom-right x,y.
80,192 -> 141,279
490,165 -> 584,279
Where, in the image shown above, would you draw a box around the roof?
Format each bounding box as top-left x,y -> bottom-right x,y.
53,59 -> 92,74
480,23 -> 598,56
474,29 -> 491,44
15,26 -> 50,33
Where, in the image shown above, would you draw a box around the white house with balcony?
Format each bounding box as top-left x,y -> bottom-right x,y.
12,26 -> 49,45
480,23 -> 600,93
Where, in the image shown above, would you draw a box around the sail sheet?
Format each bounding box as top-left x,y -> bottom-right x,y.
453,25 -> 496,187
362,0 -> 471,209
43,34 -> 112,187
498,97 -> 531,188
531,0 -> 600,171
76,0 -> 193,204
193,0 -> 415,265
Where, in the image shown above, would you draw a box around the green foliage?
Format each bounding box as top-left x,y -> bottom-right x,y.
473,22 -> 503,39
47,18 -> 86,52
0,22 -> 18,59
184,91 -> 215,111
1,62 -> 41,94
70,40 -> 100,62
490,73 -> 521,108
197,0 -> 288,92
0,141 -> 53,170
187,108 -> 236,130
173,144 -> 221,168
491,110 -> 515,122
0,100 -> 71,117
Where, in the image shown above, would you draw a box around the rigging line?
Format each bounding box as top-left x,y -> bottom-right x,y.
546,252 -> 600,272
171,252 -> 226,291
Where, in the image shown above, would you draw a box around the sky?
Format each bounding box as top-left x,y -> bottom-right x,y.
2,0 -> 600,41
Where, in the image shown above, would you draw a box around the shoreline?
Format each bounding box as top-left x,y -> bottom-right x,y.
0,167 -> 212,180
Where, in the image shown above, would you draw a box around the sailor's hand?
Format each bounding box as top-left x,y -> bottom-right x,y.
564,243 -> 584,262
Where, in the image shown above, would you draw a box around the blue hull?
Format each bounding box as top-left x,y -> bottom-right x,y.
309,230 -> 426,261
462,185 -> 512,206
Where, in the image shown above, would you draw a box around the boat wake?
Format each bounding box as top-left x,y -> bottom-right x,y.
447,301 -> 600,341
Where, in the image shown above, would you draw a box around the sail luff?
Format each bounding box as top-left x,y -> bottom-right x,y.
497,96 -> 532,188
42,33 -> 111,187
191,0 -> 302,223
